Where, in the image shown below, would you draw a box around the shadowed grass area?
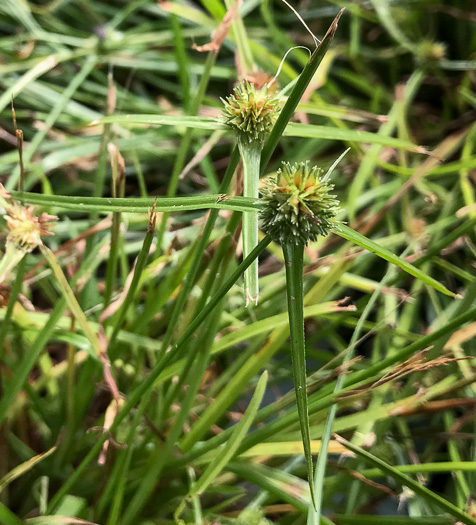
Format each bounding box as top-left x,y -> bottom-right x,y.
0,0 -> 475,524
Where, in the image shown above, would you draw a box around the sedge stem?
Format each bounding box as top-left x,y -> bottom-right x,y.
282,241 -> 316,508
239,139 -> 261,306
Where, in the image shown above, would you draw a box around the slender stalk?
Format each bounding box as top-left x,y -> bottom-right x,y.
239,139 -> 261,306
108,212 -> 157,347
282,241 -> 315,508
0,255 -> 27,351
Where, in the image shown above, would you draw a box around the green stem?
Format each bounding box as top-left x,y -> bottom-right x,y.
282,241 -> 315,508
108,215 -> 156,347
239,139 -> 261,306
0,255 -> 27,351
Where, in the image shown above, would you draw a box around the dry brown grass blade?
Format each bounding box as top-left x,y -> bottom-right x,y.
444,321 -> 476,350
390,398 -> 476,417
337,350 -> 471,400
173,0 -> 243,54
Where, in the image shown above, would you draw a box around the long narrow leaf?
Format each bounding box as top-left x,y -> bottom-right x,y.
11,191 -> 259,214
334,434 -> 476,525
261,9 -> 345,173
175,371 -> 268,520
0,444 -> 57,494
91,114 -> 224,129
282,241 -> 315,507
334,224 -> 458,298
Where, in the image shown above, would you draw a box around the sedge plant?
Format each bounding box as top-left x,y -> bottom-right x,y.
222,81 -> 280,306
260,160 -> 341,505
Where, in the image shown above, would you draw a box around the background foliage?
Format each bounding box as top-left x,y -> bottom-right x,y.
0,0 -> 475,524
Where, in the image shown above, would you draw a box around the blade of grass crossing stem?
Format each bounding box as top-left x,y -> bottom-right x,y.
46,236 -> 272,513
334,435 -> 476,525
174,371 -> 268,521
108,212 -> 157,346
282,241 -> 316,508
260,9 -> 344,174
334,224 -> 458,297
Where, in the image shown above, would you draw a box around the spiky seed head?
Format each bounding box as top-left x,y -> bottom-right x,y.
417,40 -> 446,62
221,81 -> 280,145
4,203 -> 57,253
260,161 -> 341,246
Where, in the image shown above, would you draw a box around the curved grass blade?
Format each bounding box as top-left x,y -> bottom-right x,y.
334,224 -> 459,298
175,371 -> 268,521
0,443 -> 57,494
334,434 -> 476,525
261,9 -> 345,174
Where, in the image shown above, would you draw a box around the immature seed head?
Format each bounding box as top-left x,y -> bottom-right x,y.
260,161 -> 341,246
221,81 -> 280,145
4,203 -> 57,253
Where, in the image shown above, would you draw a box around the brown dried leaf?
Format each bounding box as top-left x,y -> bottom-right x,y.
192,0 -> 242,53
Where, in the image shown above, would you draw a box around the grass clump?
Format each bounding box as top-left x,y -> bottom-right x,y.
0,1 -> 475,524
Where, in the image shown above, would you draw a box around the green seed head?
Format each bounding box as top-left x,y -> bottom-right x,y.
221,81 -> 280,145
260,161 -> 341,246
417,40 -> 446,62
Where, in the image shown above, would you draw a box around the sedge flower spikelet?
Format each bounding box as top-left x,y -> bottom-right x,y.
260,161 -> 340,246
0,188 -> 57,283
4,203 -> 57,253
221,81 -> 280,145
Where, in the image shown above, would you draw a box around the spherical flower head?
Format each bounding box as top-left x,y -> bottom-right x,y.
4,203 -> 57,252
417,40 -> 446,62
260,161 -> 341,246
221,81 -> 280,145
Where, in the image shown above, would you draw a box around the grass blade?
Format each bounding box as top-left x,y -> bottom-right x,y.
334,434 -> 476,525
91,114 -> 224,129
260,9 -> 345,173
11,191 -> 259,214
282,241 -> 315,508
108,211 -> 157,346
334,224 -> 459,298
175,370 -> 268,520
